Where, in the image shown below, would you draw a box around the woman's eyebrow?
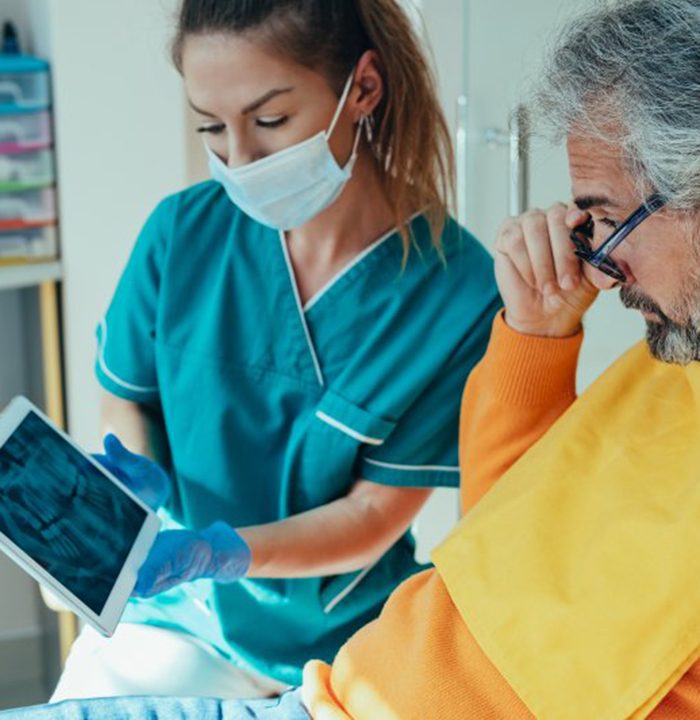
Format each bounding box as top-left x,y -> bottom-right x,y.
188,99 -> 216,117
187,87 -> 295,118
241,87 -> 294,115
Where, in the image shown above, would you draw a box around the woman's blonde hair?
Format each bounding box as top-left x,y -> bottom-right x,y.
172,0 -> 455,257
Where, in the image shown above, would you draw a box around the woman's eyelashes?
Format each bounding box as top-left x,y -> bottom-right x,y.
196,116 -> 289,134
255,115 -> 289,129
197,123 -> 226,135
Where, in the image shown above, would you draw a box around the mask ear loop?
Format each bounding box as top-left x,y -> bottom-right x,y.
327,69 -> 366,166
326,70 -> 357,139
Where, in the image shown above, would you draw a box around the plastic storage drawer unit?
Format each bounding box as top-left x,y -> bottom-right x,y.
0,54 -> 50,113
0,222 -> 57,260
0,187 -> 56,224
0,111 -> 51,152
0,147 -> 53,190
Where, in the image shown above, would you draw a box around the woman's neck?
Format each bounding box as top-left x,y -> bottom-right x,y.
286,146 -> 396,263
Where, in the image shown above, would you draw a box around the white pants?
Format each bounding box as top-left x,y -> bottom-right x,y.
51,623 -> 290,702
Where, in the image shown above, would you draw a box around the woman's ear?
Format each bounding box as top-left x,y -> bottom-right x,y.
349,50 -> 384,121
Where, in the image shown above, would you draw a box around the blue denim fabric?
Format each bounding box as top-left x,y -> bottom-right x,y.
0,688 -> 311,720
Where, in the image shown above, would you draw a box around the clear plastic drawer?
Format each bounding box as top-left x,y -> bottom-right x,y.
0,187 -> 56,223
0,148 -> 54,190
0,111 -> 52,152
0,223 -> 58,260
0,56 -> 50,113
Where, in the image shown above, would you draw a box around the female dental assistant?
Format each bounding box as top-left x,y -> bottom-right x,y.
53,0 -> 501,701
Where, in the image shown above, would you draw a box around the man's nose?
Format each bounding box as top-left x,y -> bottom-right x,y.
605,241 -> 635,287
585,265 -> 623,291
587,247 -> 635,290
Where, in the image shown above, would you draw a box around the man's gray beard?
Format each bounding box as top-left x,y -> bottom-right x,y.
619,286 -> 700,365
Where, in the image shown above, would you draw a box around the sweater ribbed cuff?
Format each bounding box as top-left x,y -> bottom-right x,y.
477,311 -> 583,406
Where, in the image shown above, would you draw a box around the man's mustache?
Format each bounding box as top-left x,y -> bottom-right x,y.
619,287 -> 672,324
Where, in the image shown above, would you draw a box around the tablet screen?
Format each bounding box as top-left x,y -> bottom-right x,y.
0,411 -> 147,614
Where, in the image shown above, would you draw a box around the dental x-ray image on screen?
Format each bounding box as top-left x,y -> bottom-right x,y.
0,411 -> 147,614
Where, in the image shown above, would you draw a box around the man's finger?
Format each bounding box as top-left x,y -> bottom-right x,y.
521,210 -> 558,295
547,204 -> 583,291
496,219 -> 538,289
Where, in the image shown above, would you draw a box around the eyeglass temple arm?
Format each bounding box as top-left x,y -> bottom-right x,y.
590,193 -> 666,264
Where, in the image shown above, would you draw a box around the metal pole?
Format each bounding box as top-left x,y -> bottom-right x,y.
509,105 -> 530,216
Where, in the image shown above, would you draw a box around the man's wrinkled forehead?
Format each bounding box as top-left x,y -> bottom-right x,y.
567,134 -> 637,212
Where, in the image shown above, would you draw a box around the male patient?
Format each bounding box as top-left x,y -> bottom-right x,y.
3,0 -> 700,717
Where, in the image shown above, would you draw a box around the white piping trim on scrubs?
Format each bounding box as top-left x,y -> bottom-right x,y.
97,318 -> 158,394
323,560 -> 378,614
303,228 -> 394,313
364,458 -> 460,473
302,211 -> 424,314
315,411 -> 384,446
279,232 -> 325,388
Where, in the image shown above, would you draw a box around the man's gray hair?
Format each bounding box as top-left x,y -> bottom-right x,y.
533,0 -> 700,211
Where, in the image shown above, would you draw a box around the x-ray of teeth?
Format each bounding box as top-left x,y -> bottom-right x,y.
0,412 -> 147,614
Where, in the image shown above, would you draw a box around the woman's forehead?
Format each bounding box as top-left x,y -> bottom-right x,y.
182,34 -> 332,112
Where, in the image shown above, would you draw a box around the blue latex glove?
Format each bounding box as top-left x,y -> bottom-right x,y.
94,434 -> 251,598
94,434 -> 171,510
133,521 -> 251,598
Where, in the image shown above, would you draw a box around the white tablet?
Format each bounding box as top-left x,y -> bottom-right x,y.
0,396 -> 160,636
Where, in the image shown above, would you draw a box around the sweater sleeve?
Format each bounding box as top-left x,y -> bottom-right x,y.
459,311 -> 583,514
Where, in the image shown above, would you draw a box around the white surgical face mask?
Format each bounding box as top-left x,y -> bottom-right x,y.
206,71 -> 364,231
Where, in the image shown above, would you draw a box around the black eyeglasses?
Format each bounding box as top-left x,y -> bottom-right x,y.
570,193 -> 667,283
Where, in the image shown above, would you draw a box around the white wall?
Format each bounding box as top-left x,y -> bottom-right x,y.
42,0 -> 189,450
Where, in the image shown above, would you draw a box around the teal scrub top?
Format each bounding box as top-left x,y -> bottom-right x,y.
95,181 -> 501,685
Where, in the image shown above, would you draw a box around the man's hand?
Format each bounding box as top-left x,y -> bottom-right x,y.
495,203 -> 600,338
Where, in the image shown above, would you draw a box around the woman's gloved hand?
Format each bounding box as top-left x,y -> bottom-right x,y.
94,434 -> 171,510
94,434 -> 251,598
133,521 -> 252,598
